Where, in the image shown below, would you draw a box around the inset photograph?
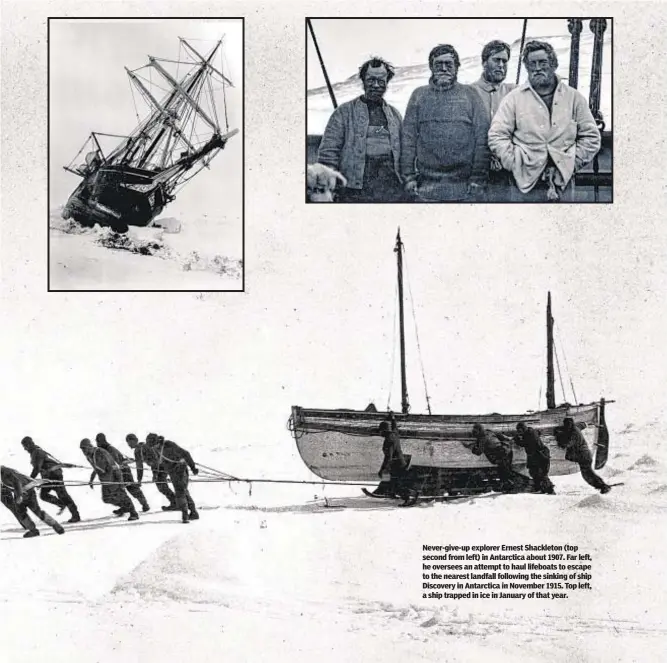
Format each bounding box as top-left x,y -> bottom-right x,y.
48,18 -> 243,291
306,18 -> 612,204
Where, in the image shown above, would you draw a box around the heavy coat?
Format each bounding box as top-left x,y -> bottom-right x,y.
317,96 -> 402,190
488,78 -> 601,193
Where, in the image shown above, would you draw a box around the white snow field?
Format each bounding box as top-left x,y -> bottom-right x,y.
1,420 -> 665,663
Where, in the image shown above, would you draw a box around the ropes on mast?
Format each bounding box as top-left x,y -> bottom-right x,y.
555,322 -> 578,404
402,249 -> 432,415
553,345 -> 567,404
386,281 -> 398,411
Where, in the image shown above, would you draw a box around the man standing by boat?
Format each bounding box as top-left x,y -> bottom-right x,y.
513,423 -> 555,494
400,44 -> 490,202
145,433 -> 199,523
80,438 -> 139,521
95,433 -> 150,512
317,57 -> 404,202
1,465 -> 66,538
470,40 -> 516,201
488,40 -> 601,202
557,418 -> 611,493
20,436 -> 81,523
375,418 -> 410,497
125,433 -> 178,511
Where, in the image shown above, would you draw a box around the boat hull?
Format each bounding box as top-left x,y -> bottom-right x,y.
62,165 -> 169,232
290,403 -> 609,483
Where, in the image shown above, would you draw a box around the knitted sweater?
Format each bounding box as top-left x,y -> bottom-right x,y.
400,81 -> 490,200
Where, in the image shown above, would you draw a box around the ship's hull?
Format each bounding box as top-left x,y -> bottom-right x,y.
290,402 -> 609,483
62,165 -> 170,232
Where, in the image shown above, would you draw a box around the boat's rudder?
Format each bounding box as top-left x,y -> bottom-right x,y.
595,398 -> 610,469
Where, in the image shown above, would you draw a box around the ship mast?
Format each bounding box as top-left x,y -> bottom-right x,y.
546,292 -> 556,409
395,229 -> 409,414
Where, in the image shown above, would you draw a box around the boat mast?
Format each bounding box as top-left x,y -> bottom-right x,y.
395,229 -> 409,414
546,292 -> 556,409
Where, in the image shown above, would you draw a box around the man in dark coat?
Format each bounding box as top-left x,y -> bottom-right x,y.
80,439 -> 139,520
146,433 -> 199,523
21,436 -> 81,523
2,479 -> 27,529
373,418 -> 412,498
95,433 -> 149,512
470,423 -> 522,492
1,465 -> 66,538
556,418 -> 611,493
126,433 -> 177,511
513,422 -> 555,494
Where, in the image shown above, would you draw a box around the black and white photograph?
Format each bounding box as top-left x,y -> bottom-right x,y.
306,18 -> 612,203
2,2 -> 667,663
48,18 -> 244,291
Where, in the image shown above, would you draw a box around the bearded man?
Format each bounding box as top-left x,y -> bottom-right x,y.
471,40 -> 516,201
400,44 -> 490,202
317,57 -> 403,202
488,40 -> 601,202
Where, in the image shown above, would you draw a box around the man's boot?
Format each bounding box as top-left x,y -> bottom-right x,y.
41,511 -> 64,534
140,497 -> 150,512
127,509 -> 139,521
68,504 -> 81,523
178,497 -> 189,524
23,529 -> 40,538
189,509 -> 199,521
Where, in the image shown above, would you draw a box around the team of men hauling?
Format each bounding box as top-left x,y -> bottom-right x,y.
1,433 -> 200,538
377,415 -> 612,498
2,416 -> 612,537
314,39 -> 602,203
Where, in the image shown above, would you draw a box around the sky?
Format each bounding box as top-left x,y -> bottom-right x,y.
3,4 -> 666,471
49,18 -> 243,220
306,18 -> 612,89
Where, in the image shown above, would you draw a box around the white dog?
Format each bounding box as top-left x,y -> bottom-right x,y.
307,163 -> 347,202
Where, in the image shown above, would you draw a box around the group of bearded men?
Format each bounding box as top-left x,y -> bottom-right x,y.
1,432 -> 200,538
316,39 -> 602,203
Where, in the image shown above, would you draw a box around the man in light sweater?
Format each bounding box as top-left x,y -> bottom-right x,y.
488,40 -> 601,202
400,44 -> 490,202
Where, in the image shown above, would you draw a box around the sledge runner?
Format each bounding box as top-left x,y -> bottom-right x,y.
80,439 -> 139,521
145,433 -> 199,523
20,436 -> 81,523
514,422 -> 555,494
125,433 -> 177,511
95,433 -> 150,512
1,465 -> 65,538
556,418 -> 611,494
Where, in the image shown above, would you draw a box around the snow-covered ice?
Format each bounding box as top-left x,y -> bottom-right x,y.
1,419 -> 665,662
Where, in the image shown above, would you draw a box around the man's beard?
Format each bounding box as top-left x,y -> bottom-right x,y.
484,69 -> 506,84
433,72 -> 457,88
529,71 -> 556,89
